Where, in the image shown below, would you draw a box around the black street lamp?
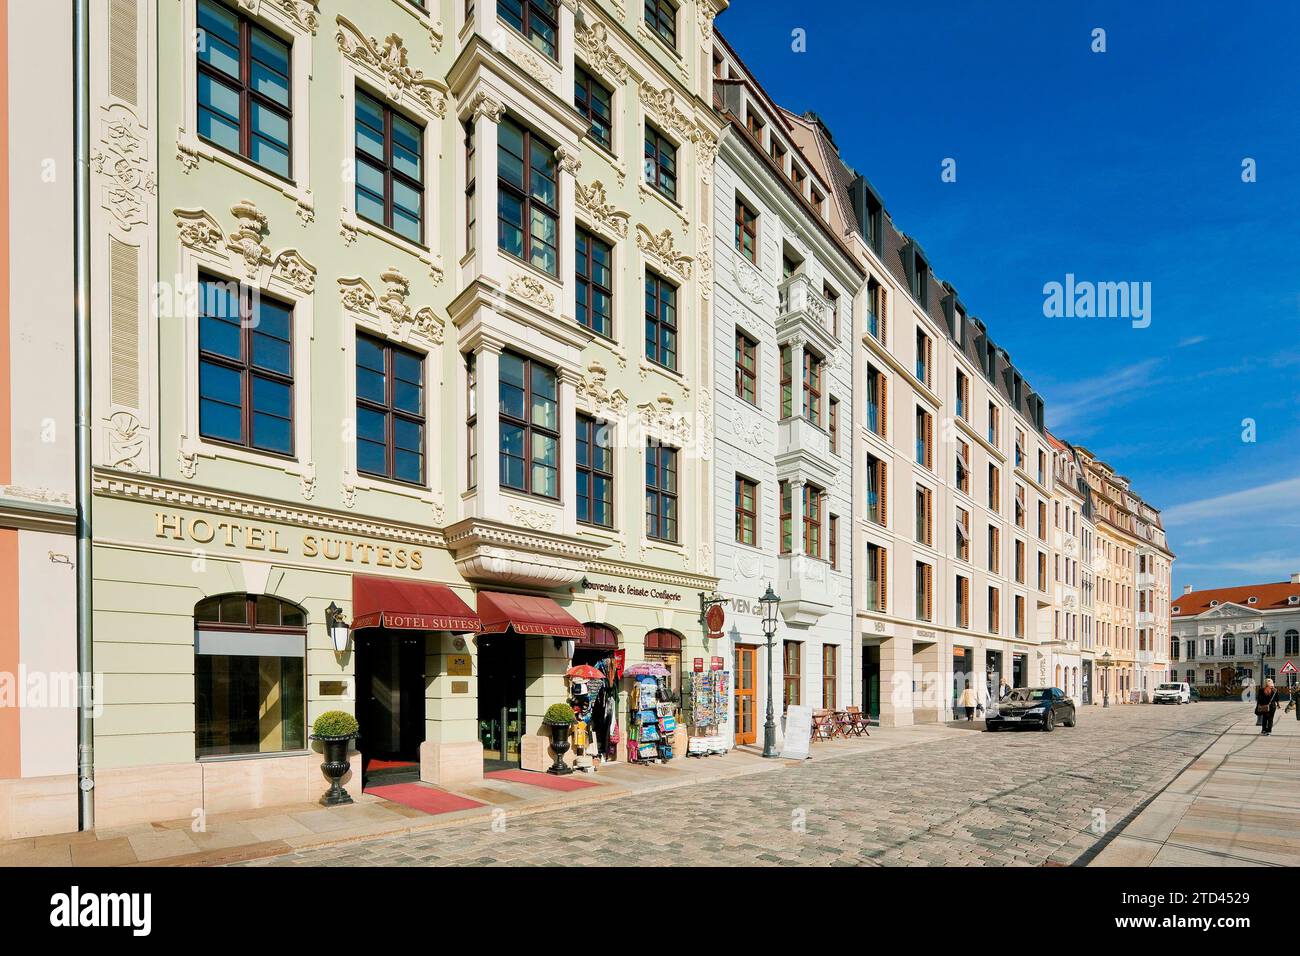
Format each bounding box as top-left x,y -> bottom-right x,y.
1256,626 -> 1273,689
1099,649 -> 1112,708
759,583 -> 781,759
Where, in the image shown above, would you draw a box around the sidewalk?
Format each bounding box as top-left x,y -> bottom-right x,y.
0,720 -> 965,867
1091,707 -> 1300,866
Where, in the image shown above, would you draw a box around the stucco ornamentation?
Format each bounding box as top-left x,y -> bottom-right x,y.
272,249 -> 317,294
107,412 -> 145,471
177,444 -> 198,479
175,209 -> 224,254
638,81 -> 694,141
335,16 -> 447,118
299,463 -> 317,500
338,269 -> 444,347
637,393 -> 692,445
636,224 -> 693,282
575,180 -> 630,239
507,505 -> 558,532
466,90 -> 505,123
696,223 -> 714,299
226,200 -> 271,279
576,21 -> 629,83
507,273 -> 556,310
735,259 -> 766,305
576,359 -> 629,419
242,0 -> 320,35
554,145 -> 582,175
91,108 -> 155,231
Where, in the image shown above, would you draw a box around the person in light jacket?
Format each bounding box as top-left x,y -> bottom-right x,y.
1256,677 -> 1280,736
958,682 -> 978,721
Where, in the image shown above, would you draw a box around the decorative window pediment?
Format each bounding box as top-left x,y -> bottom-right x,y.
636,224 -> 693,282
335,15 -> 447,122
175,200 -> 317,295
338,268 -> 444,349
576,180 -> 630,240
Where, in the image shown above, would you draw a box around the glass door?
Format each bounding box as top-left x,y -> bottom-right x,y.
734,645 -> 757,744
477,634 -> 525,771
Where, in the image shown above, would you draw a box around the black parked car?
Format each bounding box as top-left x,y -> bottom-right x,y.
986,687 -> 1076,732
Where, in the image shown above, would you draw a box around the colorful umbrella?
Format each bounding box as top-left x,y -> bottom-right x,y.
565,664 -> 605,681
624,662 -> 670,677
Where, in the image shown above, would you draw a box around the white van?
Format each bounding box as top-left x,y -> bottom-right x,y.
1153,681 -> 1191,705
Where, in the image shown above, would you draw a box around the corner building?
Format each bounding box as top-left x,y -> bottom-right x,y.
87,0 -> 722,828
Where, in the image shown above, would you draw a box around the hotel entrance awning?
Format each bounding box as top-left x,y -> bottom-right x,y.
476,591 -> 587,639
352,574 -> 481,633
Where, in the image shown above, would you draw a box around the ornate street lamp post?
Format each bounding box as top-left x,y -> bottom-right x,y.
1100,649 -> 1112,708
759,583 -> 781,759
1257,626 -> 1273,689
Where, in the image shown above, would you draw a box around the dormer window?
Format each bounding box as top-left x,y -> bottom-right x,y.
770,138 -> 787,170
1247,596 -> 1258,605
1289,596 -> 1299,606
1171,606 -> 1180,614
1209,600 -> 1219,607
746,108 -> 765,142
908,248 -> 928,307
791,164 -> 807,194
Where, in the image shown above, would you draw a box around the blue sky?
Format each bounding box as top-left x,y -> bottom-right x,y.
716,0 -> 1300,592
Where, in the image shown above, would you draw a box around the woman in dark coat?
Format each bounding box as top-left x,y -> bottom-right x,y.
1257,678 -> 1280,736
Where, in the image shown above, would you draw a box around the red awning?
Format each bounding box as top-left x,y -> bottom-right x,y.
477,591 -> 587,639
352,575 -> 481,633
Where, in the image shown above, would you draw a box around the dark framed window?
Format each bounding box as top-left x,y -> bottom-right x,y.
735,331 -> 758,404
196,0 -> 291,179
195,593 -> 306,758
464,121 -> 476,252
499,351 -> 559,498
576,229 -> 613,338
354,89 -> 424,244
644,271 -> 678,370
735,476 -> 757,546
829,514 -> 839,570
734,198 -> 758,263
645,441 -> 678,542
829,396 -> 840,454
466,352 -> 478,489
803,485 -> 823,558
802,350 -> 823,426
643,124 -> 677,201
356,334 -> 425,484
782,640 -> 801,709
643,0 -> 677,48
498,118 -> 559,276
576,413 -> 613,527
198,274 -> 293,455
779,481 -> 793,554
822,644 -> 837,708
779,345 -> 793,418
574,66 -> 613,151
499,0 -> 558,59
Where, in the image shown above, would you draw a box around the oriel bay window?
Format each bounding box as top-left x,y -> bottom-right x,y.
500,0 -> 558,59
779,481 -> 793,554
779,345 -> 793,418
195,594 -> 306,758
644,271 -> 678,370
355,89 -> 424,245
644,124 -> 678,201
803,350 -> 824,426
196,0 -> 292,179
574,66 -> 613,150
803,484 -> 824,558
576,413 -> 613,527
499,352 -> 559,498
645,441 -> 679,542
356,334 -> 425,484
198,275 -> 294,456
576,229 -> 613,338
498,118 -> 559,276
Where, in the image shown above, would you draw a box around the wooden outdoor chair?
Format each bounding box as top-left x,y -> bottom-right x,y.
843,706 -> 870,737
811,709 -> 838,742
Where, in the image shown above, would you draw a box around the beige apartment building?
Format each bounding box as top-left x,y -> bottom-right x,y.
1046,433 -> 1094,703
1075,449 -> 1172,703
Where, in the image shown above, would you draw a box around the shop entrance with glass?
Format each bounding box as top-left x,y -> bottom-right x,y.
1012,652 -> 1027,689
477,633 -> 525,772
734,644 -> 757,745
355,628 -> 427,784
985,650 -> 1003,702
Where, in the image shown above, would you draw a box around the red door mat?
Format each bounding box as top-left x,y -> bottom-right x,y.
366,783 -> 485,815
364,758 -> 418,771
485,769 -> 600,792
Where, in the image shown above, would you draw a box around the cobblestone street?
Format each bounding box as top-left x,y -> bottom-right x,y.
240,703 -> 1247,867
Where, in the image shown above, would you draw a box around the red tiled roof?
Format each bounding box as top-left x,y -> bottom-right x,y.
1172,581 -> 1300,616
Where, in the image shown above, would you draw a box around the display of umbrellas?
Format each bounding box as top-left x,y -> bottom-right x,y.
565,664 -> 605,681
623,662 -> 670,677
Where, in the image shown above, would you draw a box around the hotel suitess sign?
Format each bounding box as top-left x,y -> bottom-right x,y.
153,511 -> 425,571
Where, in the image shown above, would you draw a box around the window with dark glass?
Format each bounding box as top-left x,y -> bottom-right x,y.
829,514 -> 839,570
196,0 -> 291,179
803,350 -> 823,426
498,118 -> 559,275
499,351 -> 559,498
735,330 -> 757,404
645,441 -> 678,542
783,640 -> 801,709
644,271 -> 677,370
574,66 -> 613,150
803,484 -> 823,558
466,352 -> 478,489
779,481 -> 793,554
735,476 -> 757,546
644,0 -> 677,48
822,644 -> 837,708
499,0 -> 558,59
576,413 -> 613,528
576,228 -> 613,338
643,124 -> 677,201
356,334 -> 425,484
464,121 -> 476,252
198,275 -> 293,455
829,396 -> 839,454
195,593 -> 306,758
779,344 -> 793,418
734,198 -> 758,263
354,89 -> 424,244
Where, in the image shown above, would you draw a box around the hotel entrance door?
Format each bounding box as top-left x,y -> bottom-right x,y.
355,629 -> 426,783
477,634 -> 525,771
734,644 -> 757,745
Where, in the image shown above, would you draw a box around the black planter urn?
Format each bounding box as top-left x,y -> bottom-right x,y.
546,722 -> 573,775
314,735 -> 355,806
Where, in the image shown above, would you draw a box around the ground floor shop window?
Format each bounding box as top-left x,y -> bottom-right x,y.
644,628 -> 682,701
195,594 -> 307,757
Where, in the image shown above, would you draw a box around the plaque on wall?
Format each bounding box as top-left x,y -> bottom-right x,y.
319,680 -> 349,696
451,680 -> 469,694
447,654 -> 472,676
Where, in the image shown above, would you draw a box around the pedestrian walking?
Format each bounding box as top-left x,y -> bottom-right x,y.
1255,677 -> 1280,736
999,677 -> 1012,701
959,681 -> 977,721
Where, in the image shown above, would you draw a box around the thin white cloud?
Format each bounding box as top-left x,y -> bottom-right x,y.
1044,358 -> 1163,432
1177,335 -> 1208,348
1162,476 -> 1300,526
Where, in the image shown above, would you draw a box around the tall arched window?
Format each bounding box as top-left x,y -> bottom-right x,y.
644,628 -> 683,699
1285,629 -> 1299,657
195,594 -> 307,758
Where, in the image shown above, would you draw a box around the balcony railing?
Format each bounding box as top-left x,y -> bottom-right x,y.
777,273 -> 835,339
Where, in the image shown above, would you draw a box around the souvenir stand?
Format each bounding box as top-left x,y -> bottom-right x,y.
683,665 -> 731,757
624,662 -> 675,764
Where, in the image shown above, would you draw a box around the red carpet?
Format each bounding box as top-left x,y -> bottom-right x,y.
364,758 -> 418,771
486,769 -> 600,791
366,783 -> 485,815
